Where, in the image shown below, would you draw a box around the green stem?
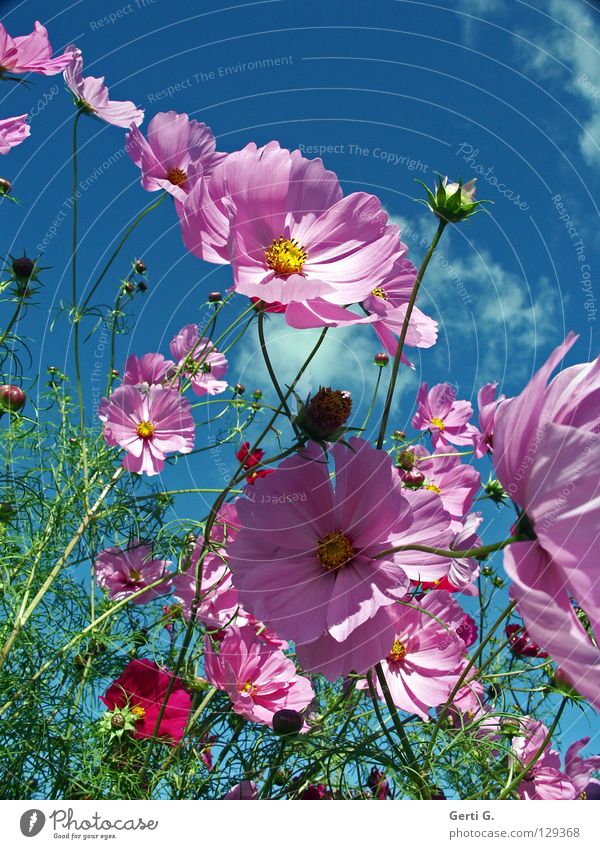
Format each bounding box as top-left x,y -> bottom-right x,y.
257,306 -> 299,435
377,219 -> 447,448
375,536 -> 519,561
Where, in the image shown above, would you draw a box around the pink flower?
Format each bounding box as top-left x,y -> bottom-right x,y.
493,334 -> 600,709
362,258 -> 438,364
63,45 -> 143,128
511,717 -> 576,800
100,659 -> 192,744
412,382 -> 480,448
122,353 -> 176,389
172,544 -> 239,630
564,737 -> 600,799
223,781 -> 259,799
180,141 -> 403,327
0,115 -> 30,155
98,384 -> 195,476
474,382 -> 505,457
401,445 -> 480,529
204,625 -> 314,727
94,540 -> 172,604
0,21 -> 71,76
229,438 -> 430,648
169,324 -> 228,396
126,111 -> 226,201
356,590 -> 464,720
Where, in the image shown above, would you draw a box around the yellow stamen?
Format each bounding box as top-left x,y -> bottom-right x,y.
430,416 -> 445,430
129,568 -> 143,582
265,236 -> 308,276
317,530 -> 355,572
424,483 -> 442,494
131,705 -> 146,719
371,287 -> 388,299
240,679 -> 256,695
388,638 -> 407,662
167,167 -> 187,186
136,420 -> 155,439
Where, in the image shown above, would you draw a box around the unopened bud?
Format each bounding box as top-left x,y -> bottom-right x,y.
208,291 -> 223,303
403,469 -> 425,489
233,383 -> 245,395
272,709 -> 303,736
0,384 -> 26,413
374,352 -> 389,367
251,389 -> 263,400
134,259 -> 146,274
0,177 -> 12,195
12,256 -> 35,279
137,280 -> 148,293
396,449 -> 416,471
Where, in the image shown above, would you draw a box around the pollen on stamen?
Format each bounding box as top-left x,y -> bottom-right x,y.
371,287 -> 388,299
317,530 -> 355,572
388,638 -> 407,663
166,167 -> 187,186
424,483 -> 442,494
128,568 -> 143,582
265,236 -> 308,276
430,416 -> 445,430
136,420 -> 155,439
131,705 -> 146,719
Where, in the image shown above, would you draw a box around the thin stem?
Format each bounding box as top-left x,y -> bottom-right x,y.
257,306 -> 299,435
377,220 -> 447,448
375,536 -> 519,561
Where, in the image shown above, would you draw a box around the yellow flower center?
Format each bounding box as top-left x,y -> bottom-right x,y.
129,568 -> 143,582
430,416 -> 445,430
136,420 -> 155,439
580,790 -> 587,800
424,483 -> 442,494
388,638 -> 407,662
265,236 -> 308,276
167,167 -> 187,186
371,287 -> 388,299
317,530 -> 355,572
240,679 -> 256,695
131,705 -> 146,719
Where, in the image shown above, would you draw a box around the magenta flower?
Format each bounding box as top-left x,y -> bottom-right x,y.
122,353 -> 176,389
362,258 -> 438,364
100,659 -> 191,745
172,543 -> 239,630
180,141 -> 403,327
493,334 -> 600,709
204,625 -> 314,727
0,21 -> 71,76
412,382 -> 480,448
126,111 -> 226,201
98,384 -> 195,476
228,438 -> 429,648
0,115 -> 30,155
511,717 -> 576,800
474,382 -> 505,458
356,591 -> 464,721
169,324 -> 228,396
94,540 -> 172,605
63,45 -> 143,128
223,781 -> 259,799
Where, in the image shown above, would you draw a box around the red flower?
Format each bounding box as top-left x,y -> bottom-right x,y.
100,659 -> 192,744
236,442 -> 274,485
506,624 -> 549,658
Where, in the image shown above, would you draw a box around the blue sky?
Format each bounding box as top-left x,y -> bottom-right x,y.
1,0 -> 599,754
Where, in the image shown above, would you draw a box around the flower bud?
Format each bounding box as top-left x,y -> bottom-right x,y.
484,477 -> 507,504
374,352 -> 389,367
124,281 -> 135,294
392,430 -> 406,441
272,708 -> 303,736
111,369 -> 120,378
506,623 -> 548,658
137,280 -> 148,293
12,256 -> 35,279
396,449 -> 416,471
0,502 -> 15,523
0,177 -> 12,195
297,387 -> 352,441
134,259 -> 146,274
110,712 -> 126,729
251,389 -> 263,400
420,175 -> 485,224
208,291 -> 223,303
233,383 -> 245,395
403,469 -> 425,489
0,384 -> 26,413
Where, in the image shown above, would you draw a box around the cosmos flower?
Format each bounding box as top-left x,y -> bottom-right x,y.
564,737 -> 600,800
0,114 -> 30,154
412,382 -> 480,448
356,590 -> 464,721
474,382 -> 505,458
169,323 -> 228,396
223,781 -> 259,799
98,384 -> 195,476
63,45 -> 143,128
94,540 -> 173,604
100,659 -> 191,744
235,442 -> 273,485
511,717 -> 576,800
122,353 -> 176,390
0,21 -> 71,76
493,333 -> 600,709
204,625 -> 314,727
179,140 -> 404,327
505,623 -> 549,658
126,111 -> 226,200
228,438 -> 431,647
